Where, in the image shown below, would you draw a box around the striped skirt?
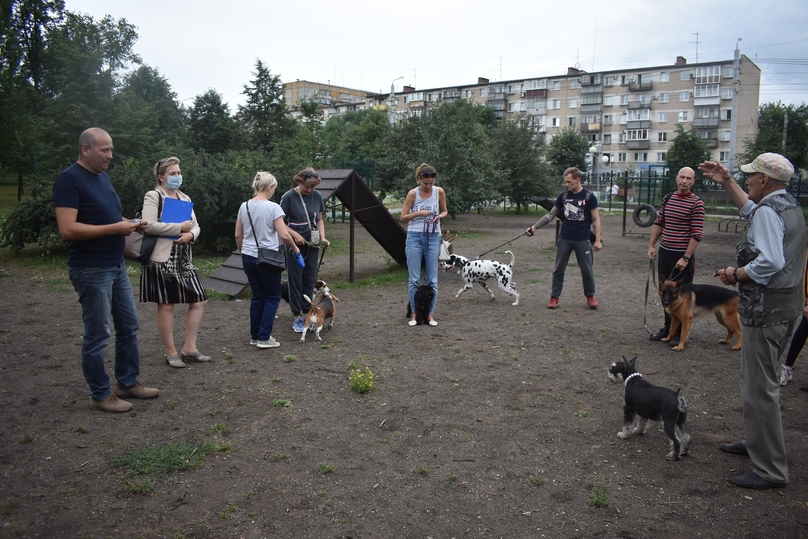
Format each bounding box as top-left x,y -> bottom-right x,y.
140,243 -> 208,304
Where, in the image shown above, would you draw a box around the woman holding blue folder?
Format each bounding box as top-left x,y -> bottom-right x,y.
140,156 -> 210,368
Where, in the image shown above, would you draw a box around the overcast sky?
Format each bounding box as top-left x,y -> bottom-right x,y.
66,0 -> 808,113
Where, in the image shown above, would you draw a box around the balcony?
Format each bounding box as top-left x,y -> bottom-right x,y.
581,103 -> 603,113
694,118 -> 720,128
582,85 -> 603,94
526,107 -> 547,115
487,93 -> 507,102
706,139 -> 719,149
627,120 -> 651,130
627,140 -> 650,150
524,89 -> 547,98
629,81 -> 653,92
581,122 -> 601,133
628,101 -> 651,110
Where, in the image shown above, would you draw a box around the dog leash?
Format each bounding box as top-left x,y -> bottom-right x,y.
475,232 -> 528,260
642,259 -> 658,335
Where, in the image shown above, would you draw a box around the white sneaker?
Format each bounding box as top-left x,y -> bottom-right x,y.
780,366 -> 793,386
249,339 -> 258,346
257,337 -> 280,349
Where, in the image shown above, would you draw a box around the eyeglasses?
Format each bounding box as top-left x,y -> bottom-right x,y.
303,171 -> 319,179
420,172 -> 437,179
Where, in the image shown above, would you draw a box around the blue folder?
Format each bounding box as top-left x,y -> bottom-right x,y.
161,197 -> 194,240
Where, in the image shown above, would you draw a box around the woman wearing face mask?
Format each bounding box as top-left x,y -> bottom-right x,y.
140,157 -> 209,368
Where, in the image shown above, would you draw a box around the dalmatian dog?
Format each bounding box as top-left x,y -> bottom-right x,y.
443,251 -> 519,306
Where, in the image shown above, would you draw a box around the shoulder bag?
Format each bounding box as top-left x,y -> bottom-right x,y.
124,192 -> 162,264
296,189 -> 320,246
245,200 -> 286,271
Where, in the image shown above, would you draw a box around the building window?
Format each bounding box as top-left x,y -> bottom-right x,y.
552,81 -> 561,91
568,117 -> 577,127
551,117 -> 560,127
603,114 -> 613,125
721,109 -> 732,120
660,71 -> 670,83
479,88 -> 487,97
694,84 -> 720,98
508,84 -> 520,94
658,132 -> 667,142
552,99 -> 560,110
618,153 -> 627,163
720,151 -> 730,161
658,112 -> 668,123
657,152 -> 666,162
659,93 -> 669,103
619,113 -> 628,125
627,109 -> 650,121
696,107 -> 719,119
569,79 -> 579,89
569,99 -> 578,109
680,70 -> 693,81
465,89 -> 473,98
720,130 -> 731,141
634,152 -> 648,162
678,111 -> 689,122
620,94 -> 630,105
679,91 -> 690,102
619,133 -> 626,143
696,65 -> 721,84
603,95 -> 614,106
525,79 -> 547,90
722,88 -> 734,99
604,134 -> 612,144
627,129 -> 649,140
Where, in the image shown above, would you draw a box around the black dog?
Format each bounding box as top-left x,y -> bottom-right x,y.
608,356 -> 691,461
406,285 -> 435,326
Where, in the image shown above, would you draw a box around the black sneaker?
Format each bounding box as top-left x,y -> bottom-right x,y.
649,327 -> 668,341
669,336 -> 681,347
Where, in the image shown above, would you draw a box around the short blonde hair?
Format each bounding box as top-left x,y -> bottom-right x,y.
154,157 -> 180,180
253,171 -> 278,195
293,167 -> 321,187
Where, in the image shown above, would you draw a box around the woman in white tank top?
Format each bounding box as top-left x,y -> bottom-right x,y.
400,163 -> 448,326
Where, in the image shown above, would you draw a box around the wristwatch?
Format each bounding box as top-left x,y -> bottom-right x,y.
682,255 -> 691,262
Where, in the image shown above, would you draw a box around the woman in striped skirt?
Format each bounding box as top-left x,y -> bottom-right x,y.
140,157 -> 209,368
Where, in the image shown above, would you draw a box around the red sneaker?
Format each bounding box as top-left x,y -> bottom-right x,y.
587,296 -> 599,309
547,297 -> 559,309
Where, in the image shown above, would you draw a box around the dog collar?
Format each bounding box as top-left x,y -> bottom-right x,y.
624,372 -> 642,386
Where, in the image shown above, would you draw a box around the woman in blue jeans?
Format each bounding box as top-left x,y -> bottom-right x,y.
400,163 -> 448,327
235,172 -> 301,348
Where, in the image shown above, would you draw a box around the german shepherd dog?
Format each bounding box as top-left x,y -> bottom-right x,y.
659,279 -> 742,352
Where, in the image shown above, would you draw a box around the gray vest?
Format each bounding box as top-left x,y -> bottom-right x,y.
736,192 -> 806,327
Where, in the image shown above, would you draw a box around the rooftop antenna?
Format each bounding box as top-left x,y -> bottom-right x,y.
691,32 -> 701,62
592,17 -> 598,71
574,49 -> 581,71
499,57 -> 502,81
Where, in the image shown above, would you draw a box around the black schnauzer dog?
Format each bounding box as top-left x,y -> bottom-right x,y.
406,285 -> 435,326
608,356 -> 691,461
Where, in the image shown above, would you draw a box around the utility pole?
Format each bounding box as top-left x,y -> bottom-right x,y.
728,38 -> 742,175
783,108 -> 789,151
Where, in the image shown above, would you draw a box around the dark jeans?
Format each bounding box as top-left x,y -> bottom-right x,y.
68,261 -> 141,400
784,314 -> 808,368
285,243 -> 320,317
242,254 -> 282,341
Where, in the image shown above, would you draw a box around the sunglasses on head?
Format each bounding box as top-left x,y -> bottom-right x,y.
420,172 -> 437,179
303,171 -> 319,179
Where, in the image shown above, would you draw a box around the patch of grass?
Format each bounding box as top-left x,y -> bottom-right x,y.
329,265 -> 408,289
212,423 -> 226,433
75,426 -> 88,434
273,399 -> 292,408
219,385 -> 235,396
112,440 -> 224,477
575,410 -> 588,418
17,434 -> 33,444
167,401 -> 179,410
283,354 -> 296,363
2,500 -> 19,517
317,463 -> 335,474
349,366 -> 375,394
218,504 -> 238,519
412,466 -> 429,475
122,477 -> 156,495
21,316 -> 39,324
224,351 -> 235,365
589,480 -> 610,508
442,473 -> 459,487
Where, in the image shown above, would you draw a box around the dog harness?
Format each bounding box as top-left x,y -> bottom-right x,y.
624,372 -> 642,386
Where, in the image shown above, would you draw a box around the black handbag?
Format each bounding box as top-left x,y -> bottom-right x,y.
124,192 -> 163,264
246,201 -> 286,271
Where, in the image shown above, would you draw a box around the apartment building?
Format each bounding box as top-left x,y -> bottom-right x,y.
285,55 -> 761,170
284,80 -> 369,120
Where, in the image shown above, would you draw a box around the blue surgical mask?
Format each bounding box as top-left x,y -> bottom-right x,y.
166,175 -> 183,190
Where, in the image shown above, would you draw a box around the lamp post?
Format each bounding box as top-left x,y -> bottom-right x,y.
388,76 -> 404,124
589,145 -> 600,198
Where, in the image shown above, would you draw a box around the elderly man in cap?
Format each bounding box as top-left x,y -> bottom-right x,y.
700,153 -> 806,489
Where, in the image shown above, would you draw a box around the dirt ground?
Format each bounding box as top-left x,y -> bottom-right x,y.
1,211 -> 807,539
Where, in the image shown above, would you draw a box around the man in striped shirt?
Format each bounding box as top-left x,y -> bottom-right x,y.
647,167 -> 706,344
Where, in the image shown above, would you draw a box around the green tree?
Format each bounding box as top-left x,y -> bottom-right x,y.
238,59 -> 294,153
545,127 -> 590,179
741,102 -> 808,172
490,118 -> 550,213
188,89 -> 239,154
665,124 -> 711,189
